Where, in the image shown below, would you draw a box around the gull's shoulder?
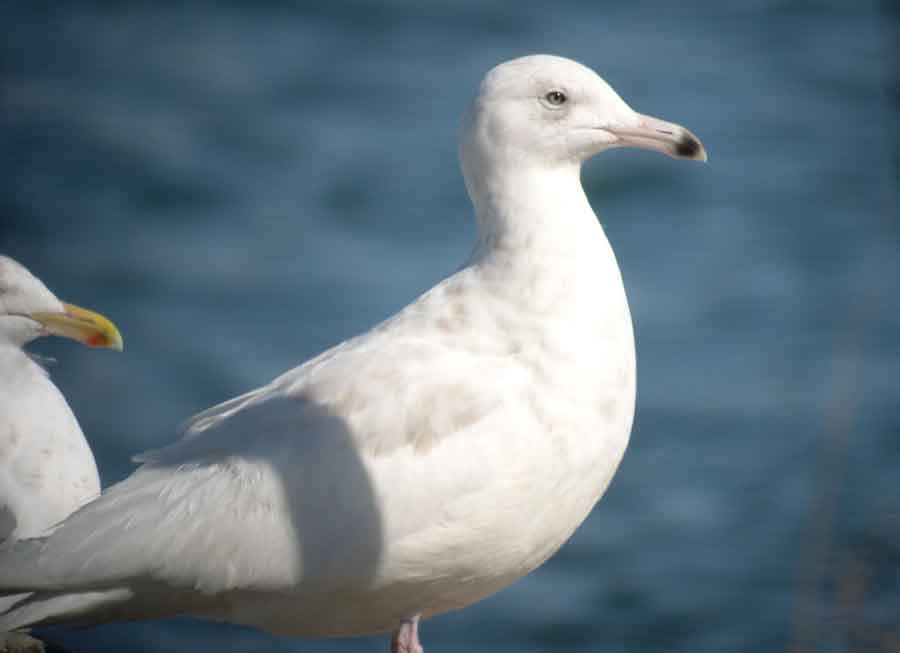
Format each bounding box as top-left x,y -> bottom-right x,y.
138,268 -> 529,466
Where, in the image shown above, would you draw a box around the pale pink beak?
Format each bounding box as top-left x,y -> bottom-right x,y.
606,113 -> 707,162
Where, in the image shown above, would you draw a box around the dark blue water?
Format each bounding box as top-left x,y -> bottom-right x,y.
2,2 -> 898,651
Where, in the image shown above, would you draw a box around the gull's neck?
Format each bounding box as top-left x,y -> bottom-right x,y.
465,162 -> 600,261
0,339 -> 42,378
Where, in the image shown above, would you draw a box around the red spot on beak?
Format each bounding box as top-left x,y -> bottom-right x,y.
87,333 -> 106,348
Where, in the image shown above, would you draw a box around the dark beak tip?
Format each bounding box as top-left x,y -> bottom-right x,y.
675,135 -> 703,160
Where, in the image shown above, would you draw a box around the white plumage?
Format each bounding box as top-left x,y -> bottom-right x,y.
0,256 -> 122,541
0,55 -> 705,651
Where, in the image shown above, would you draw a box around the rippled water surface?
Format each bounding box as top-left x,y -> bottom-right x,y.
2,2 -> 898,652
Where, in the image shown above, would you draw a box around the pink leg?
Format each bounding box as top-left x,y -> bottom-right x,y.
389,614 -> 423,653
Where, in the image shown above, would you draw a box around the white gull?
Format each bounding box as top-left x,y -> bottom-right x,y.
0,255 -> 122,543
0,54 -> 705,652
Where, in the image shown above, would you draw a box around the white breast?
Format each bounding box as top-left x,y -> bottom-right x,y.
0,345 -> 100,541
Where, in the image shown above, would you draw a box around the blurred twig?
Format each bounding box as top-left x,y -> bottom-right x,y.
790,4 -> 899,651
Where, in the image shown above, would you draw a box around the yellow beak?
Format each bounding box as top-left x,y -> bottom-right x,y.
31,302 -> 124,351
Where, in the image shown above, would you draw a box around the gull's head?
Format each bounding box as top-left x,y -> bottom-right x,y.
460,54 -> 706,189
0,256 -> 123,350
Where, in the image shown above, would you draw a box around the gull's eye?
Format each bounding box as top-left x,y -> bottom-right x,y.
544,90 -> 567,107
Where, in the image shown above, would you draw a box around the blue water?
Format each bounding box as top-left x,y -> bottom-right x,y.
2,2 -> 898,651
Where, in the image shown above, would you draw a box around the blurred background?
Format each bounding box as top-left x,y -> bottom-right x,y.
2,1 -> 898,651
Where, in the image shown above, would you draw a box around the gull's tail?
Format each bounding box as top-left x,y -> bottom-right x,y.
0,454 -> 259,632
0,589 -> 132,632
0,596 -> 29,628
0,540 -> 188,633
0,537 -> 128,631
